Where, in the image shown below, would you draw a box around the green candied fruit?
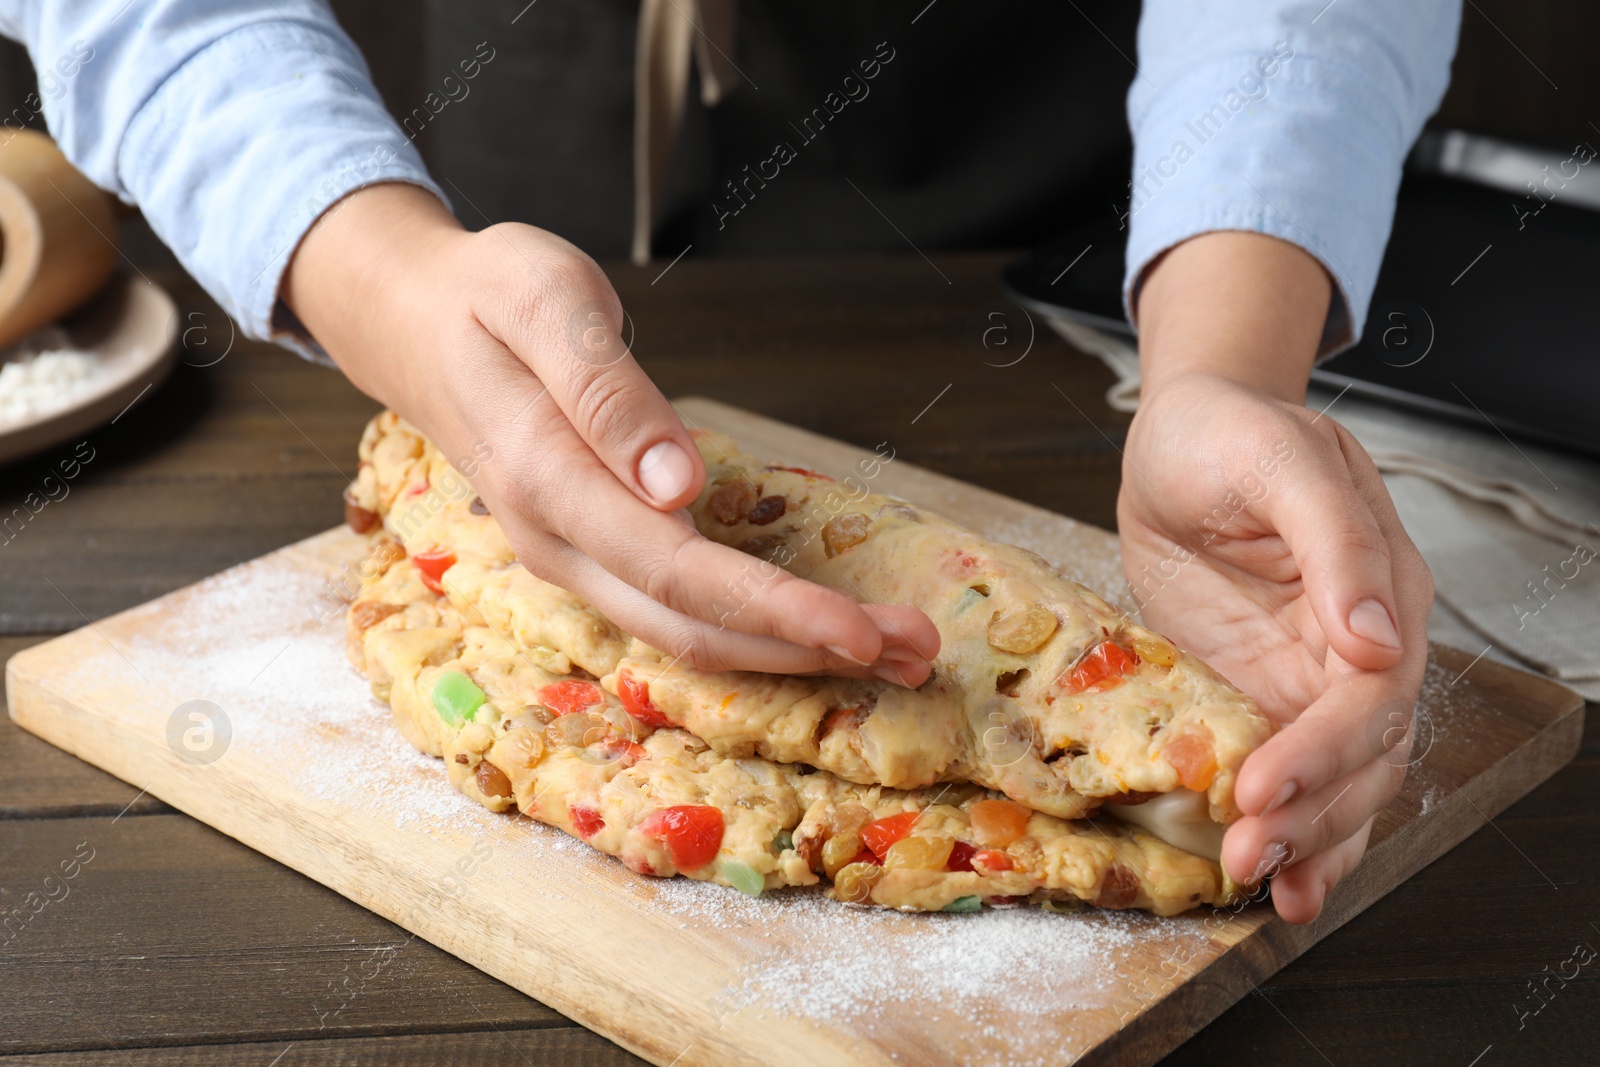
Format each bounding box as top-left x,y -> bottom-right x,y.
941,895 -> 983,913
432,670 -> 485,725
953,585 -> 987,615
721,858 -> 765,898
772,830 -> 795,854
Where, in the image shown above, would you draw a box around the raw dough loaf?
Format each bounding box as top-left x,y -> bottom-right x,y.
346,534 -> 1233,914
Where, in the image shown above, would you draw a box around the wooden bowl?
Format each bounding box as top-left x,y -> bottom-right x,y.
0,130 -> 120,349
0,274 -> 178,466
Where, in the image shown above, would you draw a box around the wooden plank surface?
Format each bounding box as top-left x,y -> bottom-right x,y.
6,399 -> 1584,1067
4,247 -> 1597,1066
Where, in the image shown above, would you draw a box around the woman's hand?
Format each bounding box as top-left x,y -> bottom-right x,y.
1125,232 -> 1434,923
283,183 -> 938,683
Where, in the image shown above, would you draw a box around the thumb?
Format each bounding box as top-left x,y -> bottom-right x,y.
1265,430 -> 1403,671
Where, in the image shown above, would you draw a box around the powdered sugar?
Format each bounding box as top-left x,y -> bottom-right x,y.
52,537 -> 1223,1064
616,861 -> 1206,1065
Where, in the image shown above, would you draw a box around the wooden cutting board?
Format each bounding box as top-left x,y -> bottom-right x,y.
6,397 -> 1584,1067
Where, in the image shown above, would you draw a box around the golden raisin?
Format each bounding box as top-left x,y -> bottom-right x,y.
475,759 -> 513,798
1132,634 -> 1178,668
822,512 -> 871,557
831,804 -> 874,835
822,831 -> 863,878
884,833 -> 954,871
366,539 -> 405,572
497,729 -> 545,768
832,861 -> 884,904
987,605 -> 1059,655
544,711 -> 608,750
709,480 -> 758,524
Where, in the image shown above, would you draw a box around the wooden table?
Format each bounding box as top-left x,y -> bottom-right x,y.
3,242 -> 1595,1065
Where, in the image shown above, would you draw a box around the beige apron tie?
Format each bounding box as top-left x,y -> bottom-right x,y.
633,0 -> 738,264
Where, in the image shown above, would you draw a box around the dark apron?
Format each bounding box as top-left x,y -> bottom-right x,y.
426,0 -> 1139,259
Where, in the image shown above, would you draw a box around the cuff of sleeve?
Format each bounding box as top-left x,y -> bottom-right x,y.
1122,50 -> 1411,358
117,20 -> 449,359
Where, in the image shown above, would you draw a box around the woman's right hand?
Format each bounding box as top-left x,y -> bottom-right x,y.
283,182 -> 938,683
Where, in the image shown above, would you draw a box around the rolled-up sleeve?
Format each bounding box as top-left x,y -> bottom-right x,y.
0,0 -> 445,361
1124,0 -> 1460,354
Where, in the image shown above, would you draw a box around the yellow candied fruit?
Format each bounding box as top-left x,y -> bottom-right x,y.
884,833 -> 955,871
1008,836 -> 1044,873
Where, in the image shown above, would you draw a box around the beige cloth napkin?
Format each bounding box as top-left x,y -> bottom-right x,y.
1047,315 -> 1600,700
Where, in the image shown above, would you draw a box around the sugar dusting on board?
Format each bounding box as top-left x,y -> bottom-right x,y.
57,536 -> 1481,1067
651,879 -> 1186,1065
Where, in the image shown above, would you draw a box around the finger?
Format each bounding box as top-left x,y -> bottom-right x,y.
862,604 -> 942,662
1267,817 -> 1373,924
1222,755 -> 1400,888
538,536 -> 927,678
481,249 -> 706,511
1339,427 -> 1436,640
1265,419 -> 1403,672
484,374 -> 910,669
1232,667 -> 1410,816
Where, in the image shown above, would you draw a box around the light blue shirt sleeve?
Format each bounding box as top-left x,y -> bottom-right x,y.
0,0 -> 445,362
1124,0 -> 1462,355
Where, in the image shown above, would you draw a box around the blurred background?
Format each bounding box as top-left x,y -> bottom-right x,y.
0,0 -> 1590,262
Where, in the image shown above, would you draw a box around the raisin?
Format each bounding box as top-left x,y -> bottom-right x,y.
475,759 -> 513,798
342,485 -> 379,534
709,480 -> 758,524
736,535 -> 788,561
746,495 -> 788,525
349,600 -> 403,633
1094,863 -> 1141,908
819,700 -> 873,739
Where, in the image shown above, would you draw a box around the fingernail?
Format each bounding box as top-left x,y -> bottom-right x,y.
1252,840 -> 1291,883
1262,781 -> 1297,816
1348,598 -> 1400,650
877,646 -> 927,667
637,441 -> 693,505
827,644 -> 871,667
874,663 -> 909,687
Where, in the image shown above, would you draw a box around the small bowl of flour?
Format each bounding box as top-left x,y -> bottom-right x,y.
0,327 -> 105,429
0,276 -> 178,466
